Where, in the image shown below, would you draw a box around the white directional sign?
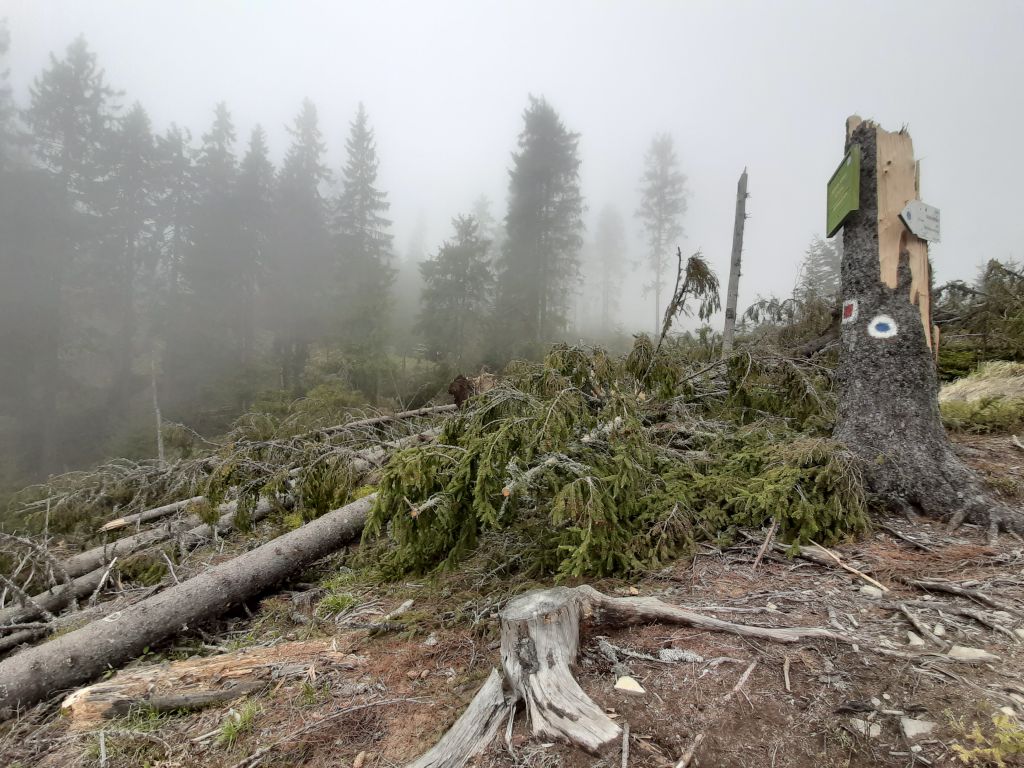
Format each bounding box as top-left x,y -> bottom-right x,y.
900,200 -> 941,242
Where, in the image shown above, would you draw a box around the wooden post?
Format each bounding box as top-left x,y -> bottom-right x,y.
721,169 -> 748,356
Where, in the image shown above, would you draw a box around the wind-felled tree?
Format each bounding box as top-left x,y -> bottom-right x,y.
268,99 -> 332,393
592,204 -> 627,335
637,133 -> 687,334
333,102 -> 395,397
495,96 -> 584,358
419,215 -> 494,366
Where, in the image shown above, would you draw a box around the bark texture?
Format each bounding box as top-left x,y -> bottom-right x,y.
0,494 -> 374,719
835,120 -> 1018,534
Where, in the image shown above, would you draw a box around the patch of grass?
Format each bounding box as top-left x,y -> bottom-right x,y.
218,699 -> 261,749
316,592 -> 357,618
941,396 -> 1024,434
950,713 -> 1024,766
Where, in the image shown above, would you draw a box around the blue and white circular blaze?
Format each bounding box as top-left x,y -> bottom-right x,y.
867,314 -> 898,339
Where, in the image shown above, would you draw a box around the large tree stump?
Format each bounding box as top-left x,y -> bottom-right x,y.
834,117 -> 1019,535
406,586 -> 852,765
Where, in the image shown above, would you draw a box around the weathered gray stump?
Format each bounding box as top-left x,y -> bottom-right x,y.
835,116 -> 1018,535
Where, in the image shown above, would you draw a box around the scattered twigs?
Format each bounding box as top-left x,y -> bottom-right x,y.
752,518 -> 778,571
87,558 -> 118,608
877,523 -> 934,552
230,698 -> 424,768
725,660 -> 758,701
621,721 -> 630,768
806,541 -> 890,592
0,575 -> 55,622
675,733 -> 704,768
895,603 -> 951,650
782,656 -> 791,693
895,576 -> 1020,616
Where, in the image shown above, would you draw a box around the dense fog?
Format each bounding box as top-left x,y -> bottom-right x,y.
1,1 -> 1022,486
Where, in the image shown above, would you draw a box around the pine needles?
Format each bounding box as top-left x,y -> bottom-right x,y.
367,342 -> 868,579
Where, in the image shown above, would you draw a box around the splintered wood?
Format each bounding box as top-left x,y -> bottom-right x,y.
61,640 -> 363,727
876,125 -> 932,348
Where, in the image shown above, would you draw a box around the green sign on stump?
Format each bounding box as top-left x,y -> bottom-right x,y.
826,144 -> 861,237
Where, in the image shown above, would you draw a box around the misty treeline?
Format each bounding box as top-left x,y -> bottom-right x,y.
0,30 -> 856,496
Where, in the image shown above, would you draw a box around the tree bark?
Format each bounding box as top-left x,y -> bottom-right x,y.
721,168 -> 748,356
0,494 -> 375,719
834,117 -> 1018,535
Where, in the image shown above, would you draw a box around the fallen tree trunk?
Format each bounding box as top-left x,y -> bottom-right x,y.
0,493 -> 375,719
407,585 -> 853,763
317,404 -> 456,437
61,640 -> 364,727
100,495 -> 206,533
0,495 -> 288,627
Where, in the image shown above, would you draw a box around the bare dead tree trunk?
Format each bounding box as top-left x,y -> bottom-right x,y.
721,168 -> 748,356
834,117 -> 1019,536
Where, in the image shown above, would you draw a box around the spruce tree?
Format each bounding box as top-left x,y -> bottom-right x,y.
419,215 -> 494,366
22,35 -> 118,470
593,205 -> 627,335
269,98 -> 331,392
236,125 -> 275,371
334,103 -> 394,397
637,134 -> 687,334
796,235 -> 842,303
495,96 -> 584,358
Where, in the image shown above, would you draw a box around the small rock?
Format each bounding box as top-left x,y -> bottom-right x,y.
870,697 -> 882,708
419,669 -> 430,679
910,745 -> 922,754
406,669 -> 419,680
882,693 -> 893,701
933,623 -> 946,637
658,648 -> 704,663
423,633 -> 439,647
1015,628 -> 1024,641
1000,706 -> 1017,718
946,645 -> 1001,663
860,586 -> 884,599
906,631 -> 926,647
766,602 -> 778,611
614,675 -> 646,696
849,718 -> 881,738
353,751 -> 367,768
628,586 -> 639,596
900,717 -> 937,739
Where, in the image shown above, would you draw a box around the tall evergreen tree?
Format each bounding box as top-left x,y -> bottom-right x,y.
593,204 -> 627,335
21,35 -> 118,470
495,96 -> 584,357
334,102 -> 394,396
269,98 -> 331,392
235,125 -> 275,368
175,102 -> 247,409
0,20 -> 18,169
99,102 -> 158,408
419,215 -> 493,366
796,235 -> 842,303
471,193 -> 503,264
637,133 -> 687,334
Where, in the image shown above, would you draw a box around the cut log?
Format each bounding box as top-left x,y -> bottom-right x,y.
61,640 -> 364,727
406,585 -> 853,762
0,495 -> 288,626
0,494 -> 375,719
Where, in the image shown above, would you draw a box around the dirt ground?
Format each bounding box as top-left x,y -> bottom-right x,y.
2,433 -> 1024,768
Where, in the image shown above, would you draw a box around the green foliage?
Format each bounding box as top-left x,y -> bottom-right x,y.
941,397 -> 1024,434
316,592 -> 358,618
950,713 -> 1024,767
366,345 -> 867,579
217,699 -> 261,748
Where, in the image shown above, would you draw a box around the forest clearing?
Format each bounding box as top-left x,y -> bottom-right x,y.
3,4 -> 1024,767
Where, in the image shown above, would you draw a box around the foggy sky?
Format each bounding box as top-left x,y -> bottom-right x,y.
6,0 -> 1023,333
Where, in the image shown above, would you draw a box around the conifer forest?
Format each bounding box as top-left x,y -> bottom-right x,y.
2,4 -> 1024,767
